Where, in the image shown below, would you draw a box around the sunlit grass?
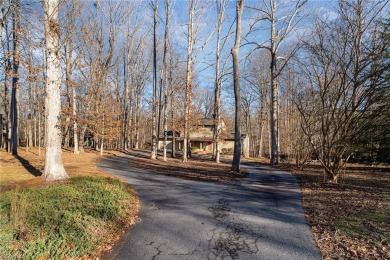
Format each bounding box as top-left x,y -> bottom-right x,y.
0,176 -> 134,259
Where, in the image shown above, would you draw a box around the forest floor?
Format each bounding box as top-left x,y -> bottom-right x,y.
262,159 -> 390,259
126,150 -> 248,182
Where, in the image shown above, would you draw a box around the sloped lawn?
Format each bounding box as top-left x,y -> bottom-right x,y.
0,176 -> 137,259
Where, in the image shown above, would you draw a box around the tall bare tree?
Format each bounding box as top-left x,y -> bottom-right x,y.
0,0 -> 6,47
231,0 -> 245,173
296,0 -> 389,182
62,0 -> 82,154
162,0 -> 172,161
183,0 -> 195,162
150,0 -> 158,159
183,0 -> 213,162
43,0 -> 69,180
213,0 -> 227,163
246,0 -> 307,164
9,0 -> 20,155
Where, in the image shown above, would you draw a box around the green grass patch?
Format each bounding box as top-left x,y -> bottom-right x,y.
0,176 -> 135,259
336,212 -> 389,242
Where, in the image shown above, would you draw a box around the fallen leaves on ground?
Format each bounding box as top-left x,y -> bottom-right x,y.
276,163 -> 390,260
127,152 -> 247,183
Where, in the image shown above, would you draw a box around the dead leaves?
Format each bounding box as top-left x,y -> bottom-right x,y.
286,164 -> 390,259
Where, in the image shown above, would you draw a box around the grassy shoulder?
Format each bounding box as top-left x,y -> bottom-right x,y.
0,176 -> 138,259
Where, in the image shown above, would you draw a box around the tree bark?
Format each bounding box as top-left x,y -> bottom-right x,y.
183,0 -> 195,163
10,0 -> 20,155
151,0 -> 158,159
214,0 -> 226,164
231,0 -> 245,173
162,0 -> 171,162
0,0 -> 5,47
269,0 -> 279,165
270,51 -> 279,164
72,82 -> 79,154
43,0 -> 69,180
5,62 -> 10,152
170,60 -> 176,158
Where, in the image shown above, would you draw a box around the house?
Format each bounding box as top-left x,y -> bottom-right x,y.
190,118 -> 225,152
158,117 -> 250,158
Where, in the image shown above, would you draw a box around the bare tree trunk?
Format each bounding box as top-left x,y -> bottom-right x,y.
63,50 -> 72,149
100,112 -> 104,156
63,113 -> 70,147
10,0 -> 20,155
72,82 -> 79,154
27,85 -> 33,148
0,114 -> 2,148
4,59 -> 12,153
43,0 -> 68,180
162,0 -> 171,162
151,0 -> 158,159
0,0 -> 5,150
38,87 -> 42,156
269,0 -> 279,165
214,0 -> 226,164
183,0 -> 195,163
259,123 -> 264,157
170,63 -> 176,158
247,0 -> 307,163
4,66 -> 9,151
270,52 -> 279,164
135,85 -> 141,149
32,80 -> 37,148
231,0 -> 244,173
258,84 -> 266,157
123,53 -> 129,150
129,88 -> 134,149
6,69 -> 11,152
0,0 -> 4,47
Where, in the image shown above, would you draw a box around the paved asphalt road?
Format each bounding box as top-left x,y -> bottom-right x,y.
99,153 -> 320,260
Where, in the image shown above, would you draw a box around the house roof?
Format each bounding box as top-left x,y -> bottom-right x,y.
190,137 -> 214,142
158,134 -> 248,142
195,117 -> 225,126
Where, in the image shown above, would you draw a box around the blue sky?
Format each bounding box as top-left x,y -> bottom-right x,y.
158,0 -> 339,93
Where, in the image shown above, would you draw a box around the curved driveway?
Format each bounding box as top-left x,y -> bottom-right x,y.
100,154 -> 320,260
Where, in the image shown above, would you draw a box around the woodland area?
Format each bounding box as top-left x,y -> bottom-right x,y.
0,0 -> 389,181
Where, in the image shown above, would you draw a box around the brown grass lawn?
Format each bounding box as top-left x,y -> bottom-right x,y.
0,147 -> 139,258
0,147 -> 124,191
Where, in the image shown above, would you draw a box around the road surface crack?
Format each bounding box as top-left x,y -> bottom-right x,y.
150,242 -> 167,260
208,199 -> 259,259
